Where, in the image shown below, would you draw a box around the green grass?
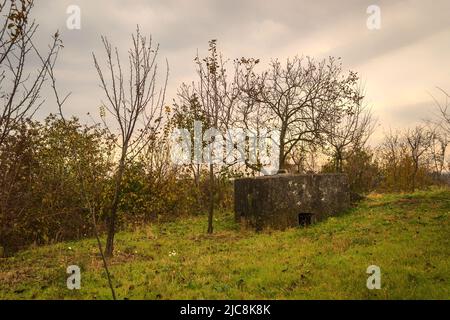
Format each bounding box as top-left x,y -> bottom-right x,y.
1,187 -> 449,300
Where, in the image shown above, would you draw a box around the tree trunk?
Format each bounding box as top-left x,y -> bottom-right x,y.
278,127 -> 287,171
411,162 -> 418,192
193,164 -> 202,210
207,163 -> 214,234
335,151 -> 343,173
105,153 -> 126,257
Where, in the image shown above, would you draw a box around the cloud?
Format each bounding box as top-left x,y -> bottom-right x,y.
25,0 -> 450,130
329,0 -> 450,66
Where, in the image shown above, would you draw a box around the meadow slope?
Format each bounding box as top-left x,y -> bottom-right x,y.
1,188 -> 449,299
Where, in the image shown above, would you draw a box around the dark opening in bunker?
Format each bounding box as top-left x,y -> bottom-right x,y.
298,213 -> 312,226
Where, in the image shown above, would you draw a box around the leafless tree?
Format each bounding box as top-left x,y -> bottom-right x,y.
239,56 -> 362,171
93,26 -> 168,257
431,87 -> 450,134
404,125 -> 433,191
288,140 -> 319,173
0,0 -> 61,146
377,129 -> 408,191
428,88 -> 450,175
428,126 -> 449,177
177,40 -> 239,234
76,154 -> 117,299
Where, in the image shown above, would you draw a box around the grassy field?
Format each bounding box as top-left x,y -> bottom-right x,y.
1,188 -> 449,300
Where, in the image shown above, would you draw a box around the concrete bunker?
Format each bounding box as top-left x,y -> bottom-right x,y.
234,173 -> 351,231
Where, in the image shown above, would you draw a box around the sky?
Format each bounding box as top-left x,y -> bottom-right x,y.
30,0 -> 450,143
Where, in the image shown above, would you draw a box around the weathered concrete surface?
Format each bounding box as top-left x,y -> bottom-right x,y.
234,174 -> 351,231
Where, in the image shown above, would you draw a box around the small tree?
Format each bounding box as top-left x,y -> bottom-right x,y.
322,89 -> 375,173
171,93 -> 208,194
432,88 -> 450,134
287,140 -> 319,173
177,40 -> 239,233
0,0 -> 62,146
428,127 -> 449,177
93,26 -> 167,257
240,56 -> 362,171
429,88 -> 450,175
404,126 -> 432,191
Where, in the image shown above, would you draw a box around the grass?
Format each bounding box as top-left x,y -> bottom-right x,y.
1,187 -> 449,300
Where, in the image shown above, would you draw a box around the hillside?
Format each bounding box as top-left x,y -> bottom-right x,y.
1,188 -> 449,300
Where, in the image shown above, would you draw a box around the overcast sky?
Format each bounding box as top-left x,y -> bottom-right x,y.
30,0 -> 450,141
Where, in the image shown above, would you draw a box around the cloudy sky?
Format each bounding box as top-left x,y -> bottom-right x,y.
31,0 -> 450,141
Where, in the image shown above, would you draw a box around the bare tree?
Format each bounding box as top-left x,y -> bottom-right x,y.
76,148 -> 117,299
322,88 -> 375,172
377,129 -> 406,191
428,88 -> 450,175
0,0 -> 61,146
404,125 -> 432,191
171,93 -> 208,194
428,126 -> 449,177
93,26 -> 168,257
431,88 -> 450,134
42,48 -> 116,300
288,140 -> 319,173
239,56 -> 362,171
